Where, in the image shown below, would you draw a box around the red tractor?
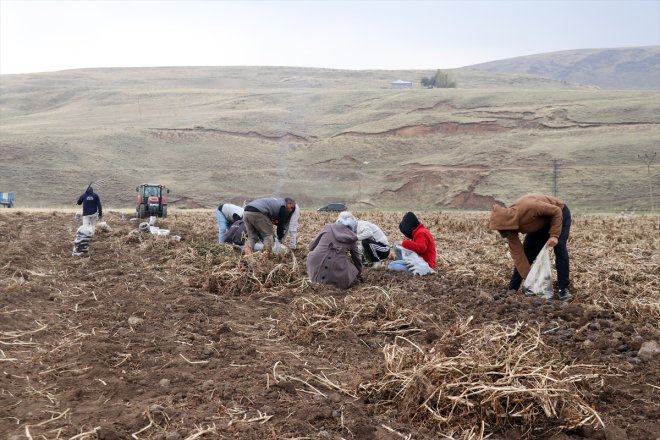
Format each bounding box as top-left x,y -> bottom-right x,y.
136,184 -> 170,219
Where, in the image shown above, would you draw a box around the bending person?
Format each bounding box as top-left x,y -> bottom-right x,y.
337,212 -> 390,268
216,203 -> 244,243
307,216 -> 362,289
489,193 -> 572,301
242,197 -> 296,258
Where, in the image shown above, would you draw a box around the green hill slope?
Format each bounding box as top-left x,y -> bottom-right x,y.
469,46 -> 660,90
0,66 -> 658,211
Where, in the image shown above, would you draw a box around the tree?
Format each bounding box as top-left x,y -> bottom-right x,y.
420,69 -> 456,89
433,69 -> 457,88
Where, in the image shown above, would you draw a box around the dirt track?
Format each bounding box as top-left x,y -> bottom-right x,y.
0,210 -> 658,440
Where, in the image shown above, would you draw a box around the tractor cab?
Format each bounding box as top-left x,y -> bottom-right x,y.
136,184 -> 170,218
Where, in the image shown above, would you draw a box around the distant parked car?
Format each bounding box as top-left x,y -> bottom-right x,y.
317,203 -> 348,212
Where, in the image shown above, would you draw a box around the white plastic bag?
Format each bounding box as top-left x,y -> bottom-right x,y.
72,225 -> 94,256
523,245 -> 554,299
149,226 -> 170,236
97,221 -> 112,232
396,245 -> 435,276
272,241 -> 288,255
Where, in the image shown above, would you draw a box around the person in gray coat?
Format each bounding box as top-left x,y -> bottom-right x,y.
306,217 -> 363,290
243,197 -> 296,257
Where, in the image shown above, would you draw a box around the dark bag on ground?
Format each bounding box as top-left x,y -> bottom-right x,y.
225,220 -> 248,246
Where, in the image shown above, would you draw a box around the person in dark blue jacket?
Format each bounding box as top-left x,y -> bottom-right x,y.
77,186 -> 102,232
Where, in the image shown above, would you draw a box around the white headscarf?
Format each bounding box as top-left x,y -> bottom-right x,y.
336,213 -> 357,233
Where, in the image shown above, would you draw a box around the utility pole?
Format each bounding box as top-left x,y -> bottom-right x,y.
358,161 -> 369,204
552,159 -> 560,197
638,152 -> 657,212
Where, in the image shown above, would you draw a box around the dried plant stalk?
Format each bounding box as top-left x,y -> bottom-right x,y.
359,319 -> 603,438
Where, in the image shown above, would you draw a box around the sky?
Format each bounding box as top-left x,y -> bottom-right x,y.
1,0 -> 659,75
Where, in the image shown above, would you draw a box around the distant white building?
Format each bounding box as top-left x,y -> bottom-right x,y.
391,79 -> 413,89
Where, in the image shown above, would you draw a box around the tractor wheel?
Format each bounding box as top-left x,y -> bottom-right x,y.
161,206 -> 167,219
138,204 -> 146,219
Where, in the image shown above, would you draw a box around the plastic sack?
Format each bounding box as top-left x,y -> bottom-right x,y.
397,245 -> 435,276
149,226 -> 170,236
72,225 -> 94,257
272,241 -> 288,255
523,245 -> 554,299
97,221 -> 112,232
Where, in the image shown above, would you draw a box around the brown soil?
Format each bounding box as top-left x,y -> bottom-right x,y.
449,190 -> 502,210
168,197 -> 207,209
0,211 -> 658,440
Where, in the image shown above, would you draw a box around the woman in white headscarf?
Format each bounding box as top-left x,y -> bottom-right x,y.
306,216 -> 362,289
337,211 -> 390,267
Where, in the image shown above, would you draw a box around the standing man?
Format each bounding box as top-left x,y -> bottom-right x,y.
216,203 -> 244,243
76,185 -> 102,233
489,193 -> 572,301
242,197 -> 296,258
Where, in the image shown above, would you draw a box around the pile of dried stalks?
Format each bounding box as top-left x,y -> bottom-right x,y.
130,211 -> 660,316
343,212 -> 660,317
286,286 -> 426,343
359,317 -> 603,439
201,254 -> 309,295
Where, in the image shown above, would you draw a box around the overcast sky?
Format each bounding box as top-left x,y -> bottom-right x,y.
1,0 -> 659,75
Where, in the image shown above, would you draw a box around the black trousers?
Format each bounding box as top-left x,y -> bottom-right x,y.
362,239 -> 391,262
509,205 -> 571,291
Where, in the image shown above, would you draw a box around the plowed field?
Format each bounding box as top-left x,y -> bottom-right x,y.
1,210 -> 658,440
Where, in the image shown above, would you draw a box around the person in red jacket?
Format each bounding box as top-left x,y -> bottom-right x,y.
387,212 -> 437,274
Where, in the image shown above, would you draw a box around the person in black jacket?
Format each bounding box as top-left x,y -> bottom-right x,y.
76,186 -> 102,232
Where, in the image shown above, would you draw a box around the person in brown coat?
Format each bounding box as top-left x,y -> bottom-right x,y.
489,193 -> 572,300
306,217 -> 362,290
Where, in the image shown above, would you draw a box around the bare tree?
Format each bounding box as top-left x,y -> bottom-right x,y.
638,152 -> 657,212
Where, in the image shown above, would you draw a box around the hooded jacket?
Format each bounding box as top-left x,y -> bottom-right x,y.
306,223 -> 362,290
399,212 -> 437,269
489,194 -> 565,278
77,188 -> 102,217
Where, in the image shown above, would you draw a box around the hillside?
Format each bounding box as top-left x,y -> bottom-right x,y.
469,46 -> 660,90
0,64 -> 659,212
